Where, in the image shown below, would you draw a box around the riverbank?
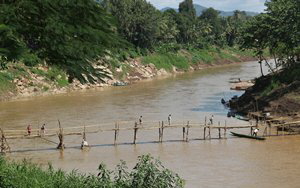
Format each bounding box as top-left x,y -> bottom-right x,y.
231,64 -> 300,124
0,47 -> 256,101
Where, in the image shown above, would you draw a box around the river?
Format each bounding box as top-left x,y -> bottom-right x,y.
1,60 -> 300,188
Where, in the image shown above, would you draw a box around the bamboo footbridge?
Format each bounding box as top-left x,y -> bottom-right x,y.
1,118 -> 300,154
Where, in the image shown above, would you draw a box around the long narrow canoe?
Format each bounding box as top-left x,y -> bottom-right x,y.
230,131 -> 266,140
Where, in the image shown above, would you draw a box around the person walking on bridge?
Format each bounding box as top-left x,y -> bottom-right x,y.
27,125 -> 32,136
41,124 -> 46,135
209,115 -> 214,125
168,114 -> 172,125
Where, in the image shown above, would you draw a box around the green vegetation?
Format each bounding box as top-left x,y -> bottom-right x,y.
0,72 -> 15,96
0,0 -> 257,92
240,0 -> 299,97
240,0 -> 299,74
0,155 -> 184,188
1,0 -> 296,98
142,47 -> 248,71
261,79 -> 281,96
142,53 -> 189,71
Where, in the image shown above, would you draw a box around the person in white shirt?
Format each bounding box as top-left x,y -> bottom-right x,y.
81,139 -> 89,148
253,128 -> 259,136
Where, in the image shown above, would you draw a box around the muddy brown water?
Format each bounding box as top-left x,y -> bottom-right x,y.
1,60 -> 300,188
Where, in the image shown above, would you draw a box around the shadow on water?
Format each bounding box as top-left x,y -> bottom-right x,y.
10,137 -> 243,154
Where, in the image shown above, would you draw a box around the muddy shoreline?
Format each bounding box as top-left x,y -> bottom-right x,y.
1,56 -> 257,102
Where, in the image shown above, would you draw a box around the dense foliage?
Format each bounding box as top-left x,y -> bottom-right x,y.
240,0 -> 300,70
102,0 -> 251,51
0,155 -> 184,188
2,0 -> 292,85
1,0 -> 123,83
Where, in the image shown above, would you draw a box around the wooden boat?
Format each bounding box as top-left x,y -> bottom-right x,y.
230,131 -> 266,140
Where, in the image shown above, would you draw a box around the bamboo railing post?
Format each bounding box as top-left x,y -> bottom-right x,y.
263,127 -> 267,136
209,124 -> 211,140
224,121 -> 227,138
250,127 -> 253,136
158,121 -> 161,142
114,122 -> 118,145
0,128 -> 10,154
204,116 -> 207,140
186,121 -> 189,142
133,122 -> 138,144
218,121 -> 221,139
182,122 -> 186,141
1,128 -> 5,154
277,125 -> 279,136
57,120 -> 65,150
161,121 -> 164,142
282,125 -> 285,136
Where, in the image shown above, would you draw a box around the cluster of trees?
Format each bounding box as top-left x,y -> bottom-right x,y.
240,0 -> 300,71
101,0 -> 252,50
1,0 -> 122,83
3,0 -> 297,83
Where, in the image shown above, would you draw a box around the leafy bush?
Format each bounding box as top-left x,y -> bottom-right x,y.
0,155 -> 184,188
21,53 -> 41,66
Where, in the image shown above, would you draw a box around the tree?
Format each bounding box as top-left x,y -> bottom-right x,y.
179,0 -> 196,19
240,0 -> 300,71
103,0 -> 162,49
0,24 -> 25,69
199,8 -> 225,46
1,0 -> 123,83
225,11 -> 250,47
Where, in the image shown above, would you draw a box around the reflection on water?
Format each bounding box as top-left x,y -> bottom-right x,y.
2,60 -> 300,188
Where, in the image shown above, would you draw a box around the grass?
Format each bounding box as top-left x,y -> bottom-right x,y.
0,72 -> 15,95
261,79 -> 281,96
142,47 -> 255,72
0,155 -> 184,188
142,53 -> 189,71
31,67 -> 69,88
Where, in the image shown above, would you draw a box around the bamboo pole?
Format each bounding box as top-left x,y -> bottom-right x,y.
158,121 -> 161,142
161,121 -> 164,142
182,121 -> 186,141
186,121 -> 189,142
209,125 -> 211,140
224,121 -> 227,138
203,127 -> 206,140
114,122 -> 118,145
133,122 -> 138,144
1,128 -> 5,154
57,120 -> 65,150
218,122 -> 221,139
